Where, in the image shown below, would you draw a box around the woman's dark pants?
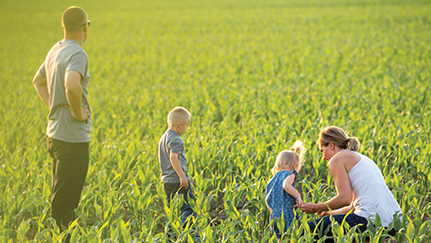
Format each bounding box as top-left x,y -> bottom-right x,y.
307,213 -> 368,243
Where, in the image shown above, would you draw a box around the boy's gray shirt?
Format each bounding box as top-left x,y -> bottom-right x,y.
158,129 -> 190,183
39,39 -> 91,143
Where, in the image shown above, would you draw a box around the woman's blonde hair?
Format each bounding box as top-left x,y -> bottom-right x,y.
318,126 -> 360,151
271,141 -> 306,175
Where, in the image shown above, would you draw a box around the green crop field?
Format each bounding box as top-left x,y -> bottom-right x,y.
1,0 -> 430,242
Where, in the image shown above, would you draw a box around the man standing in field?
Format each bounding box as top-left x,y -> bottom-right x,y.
32,6 -> 91,236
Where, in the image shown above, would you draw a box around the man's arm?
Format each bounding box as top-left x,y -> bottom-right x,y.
32,70 -> 49,108
65,71 -> 90,122
169,152 -> 188,188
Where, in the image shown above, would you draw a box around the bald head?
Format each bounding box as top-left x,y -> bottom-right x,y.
62,6 -> 87,33
168,107 -> 191,127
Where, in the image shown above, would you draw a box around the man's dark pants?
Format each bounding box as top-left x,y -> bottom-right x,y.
46,137 -> 89,231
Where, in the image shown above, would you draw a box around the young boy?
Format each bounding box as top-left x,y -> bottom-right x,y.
158,106 -> 195,230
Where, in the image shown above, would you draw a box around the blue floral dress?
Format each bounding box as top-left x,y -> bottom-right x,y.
266,170 -> 299,236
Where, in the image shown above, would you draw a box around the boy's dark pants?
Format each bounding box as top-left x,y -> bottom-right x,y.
46,137 -> 89,231
163,182 -> 196,227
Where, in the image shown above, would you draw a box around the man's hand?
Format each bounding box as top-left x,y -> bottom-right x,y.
65,104 -> 90,123
179,176 -> 189,189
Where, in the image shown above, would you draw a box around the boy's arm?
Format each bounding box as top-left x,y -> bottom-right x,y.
283,174 -> 302,205
169,152 -> 188,189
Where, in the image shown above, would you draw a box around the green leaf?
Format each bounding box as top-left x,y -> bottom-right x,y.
120,219 -> 131,242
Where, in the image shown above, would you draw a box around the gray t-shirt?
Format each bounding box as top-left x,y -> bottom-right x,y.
39,39 -> 91,143
158,129 -> 190,183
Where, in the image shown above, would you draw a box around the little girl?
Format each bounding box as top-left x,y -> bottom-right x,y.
266,141 -> 305,241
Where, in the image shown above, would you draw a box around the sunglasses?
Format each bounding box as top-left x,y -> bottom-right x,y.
81,20 -> 91,27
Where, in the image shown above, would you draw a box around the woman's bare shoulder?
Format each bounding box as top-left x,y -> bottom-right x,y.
330,150 -> 361,170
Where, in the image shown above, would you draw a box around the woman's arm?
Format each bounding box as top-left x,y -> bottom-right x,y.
318,194 -> 355,216
318,204 -> 354,216
300,154 -> 353,214
318,156 -> 352,209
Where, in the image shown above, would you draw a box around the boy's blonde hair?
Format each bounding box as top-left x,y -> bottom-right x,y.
167,106 -> 191,127
271,141 -> 306,175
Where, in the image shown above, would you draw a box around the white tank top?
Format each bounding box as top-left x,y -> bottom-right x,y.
344,150 -> 402,227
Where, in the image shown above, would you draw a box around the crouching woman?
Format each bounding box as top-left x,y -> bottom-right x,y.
299,126 -> 401,242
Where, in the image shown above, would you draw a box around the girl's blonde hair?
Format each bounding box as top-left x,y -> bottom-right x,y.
271,141 -> 306,175
318,126 -> 360,151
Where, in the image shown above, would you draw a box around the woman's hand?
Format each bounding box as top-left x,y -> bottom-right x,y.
318,210 -> 330,217
299,202 -> 316,214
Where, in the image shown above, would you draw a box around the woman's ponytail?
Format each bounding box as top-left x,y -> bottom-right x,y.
346,137 -> 360,151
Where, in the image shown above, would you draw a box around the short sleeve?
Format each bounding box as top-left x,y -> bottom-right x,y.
38,62 -> 46,77
66,52 -> 87,78
169,137 -> 183,154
